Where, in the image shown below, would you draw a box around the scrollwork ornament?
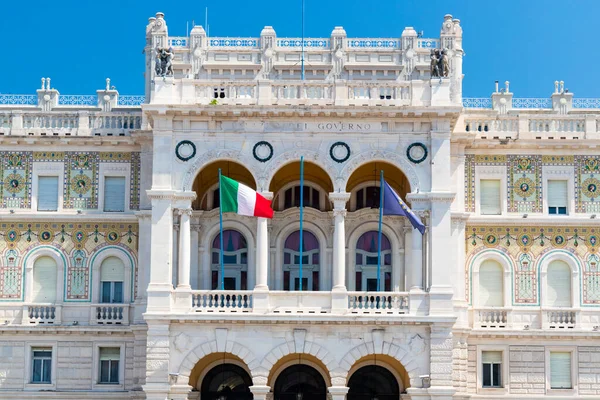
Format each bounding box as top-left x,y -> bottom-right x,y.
175,140 -> 197,162
329,142 -> 351,163
253,141 -> 273,163
406,142 -> 428,164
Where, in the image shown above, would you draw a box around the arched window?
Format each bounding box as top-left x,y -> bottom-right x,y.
200,363 -> 253,400
478,260 -> 504,307
282,185 -> 321,210
355,231 -> 391,291
354,185 -> 380,211
100,257 -> 125,304
283,231 -> 320,291
32,256 -> 57,303
547,260 -> 571,307
212,230 -> 248,290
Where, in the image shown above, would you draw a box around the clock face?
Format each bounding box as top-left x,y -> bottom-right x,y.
409,145 -> 425,160
176,140 -> 197,161
178,143 -> 194,158
406,143 -> 428,164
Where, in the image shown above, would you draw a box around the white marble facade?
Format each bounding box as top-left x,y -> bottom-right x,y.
0,11 -> 599,400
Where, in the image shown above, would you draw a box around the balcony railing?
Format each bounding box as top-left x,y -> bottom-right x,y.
462,115 -> 596,139
474,307 -> 509,328
22,304 -> 61,324
544,308 -> 577,329
348,292 -> 409,314
192,291 -> 253,312
91,304 -> 130,325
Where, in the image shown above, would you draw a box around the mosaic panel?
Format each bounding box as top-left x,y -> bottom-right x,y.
576,156 -> 600,213
0,152 -> 32,209
64,153 -> 99,209
0,222 -> 138,300
464,155 -> 506,212
467,225 -> 600,305
508,156 -> 542,213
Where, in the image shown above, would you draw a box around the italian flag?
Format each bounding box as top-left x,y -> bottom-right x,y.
220,175 -> 274,218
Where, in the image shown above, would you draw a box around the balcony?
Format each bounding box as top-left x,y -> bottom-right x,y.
188,290 -> 409,316
22,304 -> 62,324
90,304 -> 130,325
471,307 -> 591,331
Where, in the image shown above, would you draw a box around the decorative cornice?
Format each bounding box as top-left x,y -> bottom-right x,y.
146,189 -> 177,200
177,208 -> 193,216
173,191 -> 198,201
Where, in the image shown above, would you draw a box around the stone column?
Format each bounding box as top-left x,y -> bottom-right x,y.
143,321 -> 170,400
134,211 -> 152,323
146,191 -> 175,312
330,192 -> 350,313
254,192 -> 272,312
249,385 -> 271,400
190,222 -> 200,290
177,209 -> 192,289
169,384 -> 192,400
403,226 -> 413,290
428,324 -> 456,400
328,386 -> 349,400
429,128 -> 455,316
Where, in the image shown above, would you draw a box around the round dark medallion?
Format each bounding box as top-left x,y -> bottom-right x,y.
175,140 -> 197,162
329,142 -> 351,163
252,141 -> 273,163
406,142 -> 428,164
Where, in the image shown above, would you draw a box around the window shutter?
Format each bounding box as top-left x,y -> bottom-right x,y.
547,260 -> 571,307
480,180 -> 501,215
550,352 -> 572,389
479,260 -> 504,307
37,176 -> 59,211
32,256 -> 57,303
482,351 -> 502,364
548,180 -> 568,208
99,347 -> 120,361
100,257 -> 125,282
104,177 -> 126,212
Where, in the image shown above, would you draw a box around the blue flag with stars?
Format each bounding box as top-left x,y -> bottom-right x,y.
382,179 -> 426,234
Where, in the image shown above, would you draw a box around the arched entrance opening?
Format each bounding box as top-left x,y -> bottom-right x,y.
189,353 -> 253,399
347,365 -> 399,400
269,161 -> 334,212
192,161 -> 256,210
355,231 -> 392,292
345,161 -> 410,212
273,364 -> 327,400
346,354 -> 410,397
200,363 -> 253,400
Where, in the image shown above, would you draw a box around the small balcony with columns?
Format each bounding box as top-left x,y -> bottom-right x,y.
145,159 -> 445,323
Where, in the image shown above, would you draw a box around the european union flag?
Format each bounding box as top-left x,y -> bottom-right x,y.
382,179 -> 426,235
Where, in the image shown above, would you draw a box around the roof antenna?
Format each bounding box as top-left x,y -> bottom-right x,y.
205,7 -> 209,36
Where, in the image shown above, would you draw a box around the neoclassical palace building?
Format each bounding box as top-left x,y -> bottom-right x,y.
0,11 -> 599,400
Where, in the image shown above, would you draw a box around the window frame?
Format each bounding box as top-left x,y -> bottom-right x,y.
476,345 -> 509,394
275,181 -> 327,212
32,162 -> 64,213
542,167 -> 574,217
474,165 -> 506,217
102,176 -> 127,213
98,163 -> 130,213
92,343 -> 125,390
545,347 -> 577,396
25,343 -> 57,391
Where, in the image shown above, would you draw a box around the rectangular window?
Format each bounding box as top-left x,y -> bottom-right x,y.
548,180 -> 568,215
480,179 -> 501,215
99,347 -> 120,384
32,348 -> 52,383
550,352 -> 572,389
104,177 -> 126,212
482,351 -> 502,388
37,176 -> 59,211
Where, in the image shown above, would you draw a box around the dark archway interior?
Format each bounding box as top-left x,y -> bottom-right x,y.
273,364 -> 327,400
347,365 -> 400,400
200,363 -> 253,400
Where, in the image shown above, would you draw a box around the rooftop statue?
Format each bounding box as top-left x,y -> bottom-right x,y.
430,49 -> 450,78
155,47 -> 174,77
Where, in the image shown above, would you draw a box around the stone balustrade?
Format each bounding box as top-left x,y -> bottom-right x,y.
22,304 -> 61,324
90,304 -> 130,325
471,307 -> 587,330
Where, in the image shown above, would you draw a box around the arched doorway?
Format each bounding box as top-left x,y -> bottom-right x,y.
211,230 -> 248,290
355,231 -> 392,292
200,363 -> 253,400
283,230 -> 320,291
347,365 -> 400,400
273,364 -> 327,400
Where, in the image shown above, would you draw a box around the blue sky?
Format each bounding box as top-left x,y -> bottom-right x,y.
1,0 -> 597,97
